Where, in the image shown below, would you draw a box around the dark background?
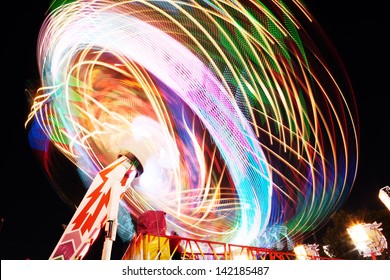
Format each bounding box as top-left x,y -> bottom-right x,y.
1,1 -> 389,260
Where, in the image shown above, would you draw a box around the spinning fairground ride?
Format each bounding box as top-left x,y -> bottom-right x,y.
25,0 -> 359,260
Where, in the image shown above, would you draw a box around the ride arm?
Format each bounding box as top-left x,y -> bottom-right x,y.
49,154 -> 139,260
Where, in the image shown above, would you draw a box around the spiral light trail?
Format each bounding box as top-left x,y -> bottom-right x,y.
26,0 -> 359,251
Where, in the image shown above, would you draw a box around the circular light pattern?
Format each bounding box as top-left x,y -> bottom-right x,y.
26,0 -> 359,250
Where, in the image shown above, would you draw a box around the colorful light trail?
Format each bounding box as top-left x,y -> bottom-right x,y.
26,0 -> 359,251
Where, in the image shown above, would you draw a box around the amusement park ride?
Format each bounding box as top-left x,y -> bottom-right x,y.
29,0 -> 374,262
48,152 -> 389,261
47,152 -> 333,261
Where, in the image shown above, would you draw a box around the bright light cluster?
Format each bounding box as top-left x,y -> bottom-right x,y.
347,222 -> 388,257
26,0 -> 359,249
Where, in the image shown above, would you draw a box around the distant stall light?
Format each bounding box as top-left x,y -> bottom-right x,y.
294,245 -> 307,260
379,186 -> 390,211
347,222 -> 388,259
294,244 -> 319,260
347,224 -> 370,251
322,245 -> 335,258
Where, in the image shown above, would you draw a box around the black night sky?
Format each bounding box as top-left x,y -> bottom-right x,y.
1,1 -> 389,260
